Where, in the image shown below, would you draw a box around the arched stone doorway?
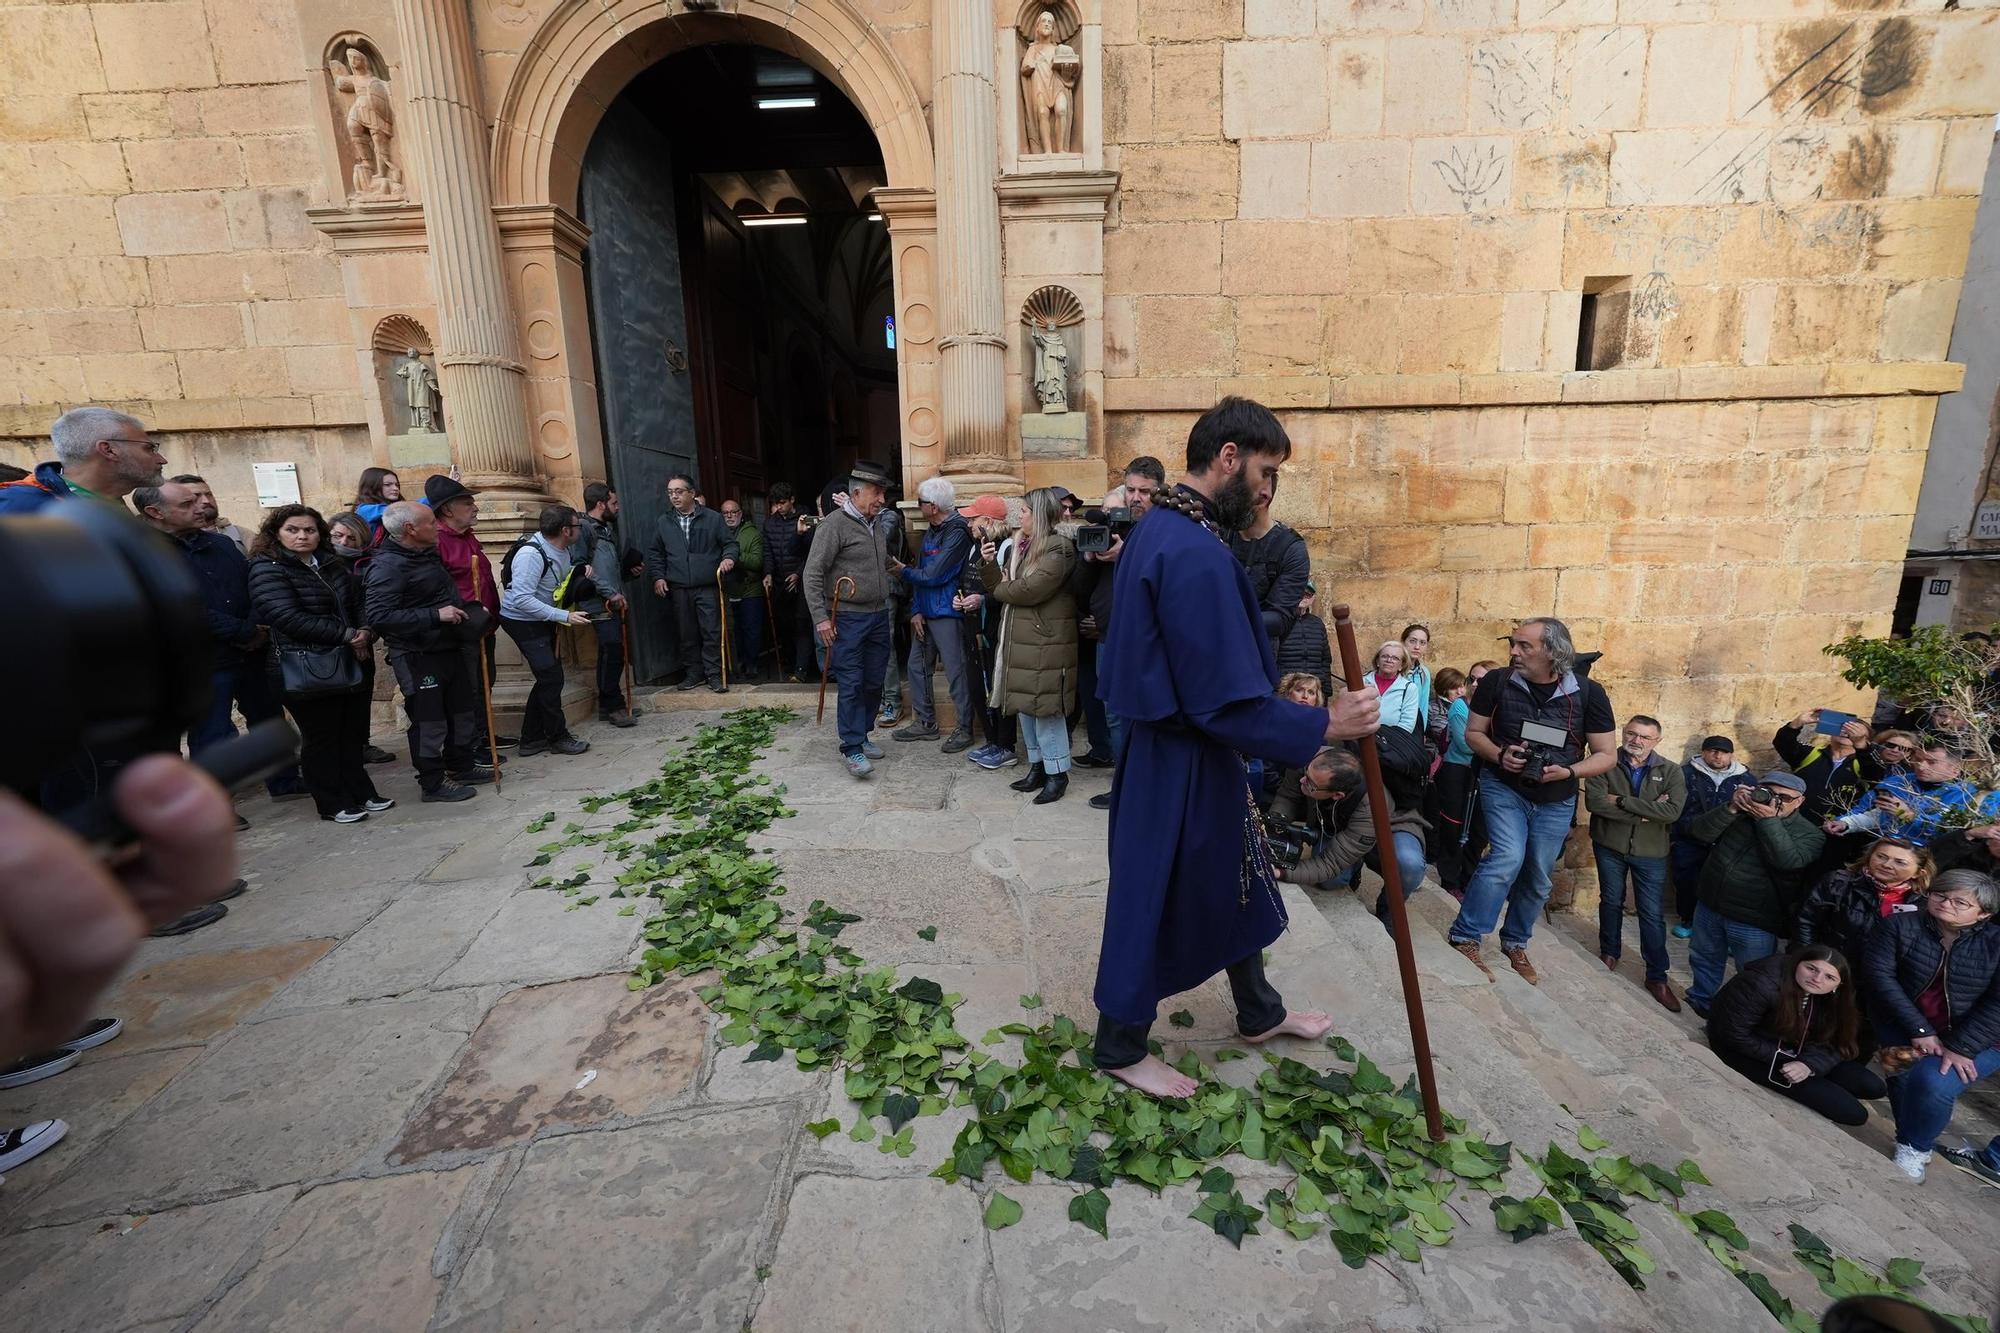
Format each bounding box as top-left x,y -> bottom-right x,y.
487,0 -> 940,507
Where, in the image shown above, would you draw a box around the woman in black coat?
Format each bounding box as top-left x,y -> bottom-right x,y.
248,506 -> 388,824
1793,838 -> 1931,1042
1705,945 -> 1883,1127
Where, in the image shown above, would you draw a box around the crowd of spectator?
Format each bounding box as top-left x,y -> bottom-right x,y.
2,402 -> 1996,1198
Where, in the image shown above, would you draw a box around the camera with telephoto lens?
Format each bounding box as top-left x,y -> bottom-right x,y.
0,501 -> 298,842
1263,816 -> 1319,869
1514,718 -> 1579,785
1074,506 -> 1137,555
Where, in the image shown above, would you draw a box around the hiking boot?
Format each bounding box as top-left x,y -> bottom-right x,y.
860,740 -> 883,759
604,709 -> 638,728
878,700 -> 901,728
1645,979 -> 1682,1013
1503,947 -> 1540,985
894,723 -> 940,742
844,752 -> 873,778
941,732 -> 974,755
516,738 -> 551,756
422,782 -> 476,803
551,736 -> 590,756
1937,1143 -> 2000,1190
364,744 -> 398,765
150,903 -> 227,937
1451,940 -> 1494,981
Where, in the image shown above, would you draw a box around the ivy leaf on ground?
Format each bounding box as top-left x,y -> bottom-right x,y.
1885,1257 -> 1924,1290
882,1093 -> 921,1134
1068,1188 -> 1111,1238
1214,1048 -> 1247,1062
1576,1123 -> 1609,1152
896,977 -> 944,1006
916,926 -> 937,941
984,1192 -> 1023,1230
1168,1009 -> 1195,1028
1019,993 -> 1044,1010
804,1118 -> 841,1139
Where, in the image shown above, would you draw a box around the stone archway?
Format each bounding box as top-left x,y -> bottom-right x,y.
488,0 -> 941,496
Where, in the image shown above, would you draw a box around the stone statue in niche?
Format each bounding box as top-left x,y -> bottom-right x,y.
329,44 -> 403,201
1020,9 -> 1080,155
1031,321 -> 1070,414
395,348 -> 441,433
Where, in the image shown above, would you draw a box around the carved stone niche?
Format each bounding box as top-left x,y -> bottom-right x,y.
1016,2 -> 1083,160
373,315 -> 450,467
1020,285 -> 1086,458
324,33 -> 404,205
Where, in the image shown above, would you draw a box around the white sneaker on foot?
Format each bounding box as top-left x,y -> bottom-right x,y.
1892,1143 -> 1931,1182
0,1120 -> 68,1172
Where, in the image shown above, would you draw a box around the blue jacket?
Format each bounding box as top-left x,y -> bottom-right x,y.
901,513 -> 973,620
171,527 -> 263,665
0,461 -> 73,515
1838,770 -> 2000,849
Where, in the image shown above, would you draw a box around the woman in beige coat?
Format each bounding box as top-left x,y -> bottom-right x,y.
978,487 -> 1079,804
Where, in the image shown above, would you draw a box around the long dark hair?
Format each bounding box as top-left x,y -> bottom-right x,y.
1772,945 -> 1861,1059
354,466 -> 398,506
251,504 -> 331,559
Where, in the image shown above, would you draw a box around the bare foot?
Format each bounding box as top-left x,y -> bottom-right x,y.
1106,1054 -> 1199,1099
1244,1009 -> 1335,1045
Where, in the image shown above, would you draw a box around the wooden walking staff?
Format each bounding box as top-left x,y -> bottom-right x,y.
1332,603 -> 1444,1142
815,576 -> 856,725
715,567 -> 731,690
468,557 -> 504,793
619,601 -> 636,719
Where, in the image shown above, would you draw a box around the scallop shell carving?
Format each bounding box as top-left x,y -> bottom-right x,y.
371,314 -> 434,355
1021,285 -> 1084,329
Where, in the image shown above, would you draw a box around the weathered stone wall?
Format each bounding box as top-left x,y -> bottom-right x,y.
1098,1 -> 2000,765
0,4 -> 364,520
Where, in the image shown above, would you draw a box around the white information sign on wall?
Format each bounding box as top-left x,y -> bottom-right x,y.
252,462 -> 301,509
1974,501 -> 2000,542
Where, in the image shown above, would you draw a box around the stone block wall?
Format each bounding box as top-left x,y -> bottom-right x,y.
0,2 -> 366,518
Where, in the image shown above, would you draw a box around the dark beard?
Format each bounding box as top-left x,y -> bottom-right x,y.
1213,471 -> 1257,533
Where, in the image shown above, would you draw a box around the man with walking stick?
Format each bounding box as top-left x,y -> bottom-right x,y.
1092,397 -> 1382,1098
578,482 -> 636,726
646,473 -> 736,693
804,461 -> 896,779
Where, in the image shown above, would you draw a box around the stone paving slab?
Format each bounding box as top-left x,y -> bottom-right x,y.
0,1046 -> 198,1217
102,938 -> 339,1053
261,881 -> 511,1013
193,1168 -> 483,1333
135,883 -> 397,963
756,1174 -> 991,1333
774,847 -> 1026,965
432,1105 -> 792,1333
24,991 -> 483,1224
0,1187 -> 292,1333
392,973 -> 709,1163
432,885 -> 647,988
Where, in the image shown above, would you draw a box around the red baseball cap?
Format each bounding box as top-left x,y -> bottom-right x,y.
957,494 -> 1008,521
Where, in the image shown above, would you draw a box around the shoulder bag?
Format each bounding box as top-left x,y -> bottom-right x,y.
276,563 -> 365,699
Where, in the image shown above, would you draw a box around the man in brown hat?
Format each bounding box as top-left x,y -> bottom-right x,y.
804,460 -> 896,777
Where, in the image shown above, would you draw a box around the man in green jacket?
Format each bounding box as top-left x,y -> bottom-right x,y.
1583,715 -> 1686,1011
1683,770 -> 1825,1017
720,499 -> 766,682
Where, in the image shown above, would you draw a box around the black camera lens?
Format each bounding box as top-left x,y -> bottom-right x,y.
0,502 -> 212,796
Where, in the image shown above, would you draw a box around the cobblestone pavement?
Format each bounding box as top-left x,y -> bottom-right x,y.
2,699 -> 1994,1332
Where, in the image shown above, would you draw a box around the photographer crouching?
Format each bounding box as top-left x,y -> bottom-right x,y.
1268,746 -> 1429,935
1446,617 -> 1617,984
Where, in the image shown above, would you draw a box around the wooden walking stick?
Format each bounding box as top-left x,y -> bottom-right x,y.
715,567 -> 731,690
619,600 -> 636,718
469,557 -> 503,792
1332,603 -> 1443,1141
763,582 -> 779,672
816,576 -> 856,725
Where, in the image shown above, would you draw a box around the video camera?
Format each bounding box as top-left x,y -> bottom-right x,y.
1075,506 -> 1137,555
0,501 -> 298,844
1514,718 -> 1580,785
1263,816 -> 1319,869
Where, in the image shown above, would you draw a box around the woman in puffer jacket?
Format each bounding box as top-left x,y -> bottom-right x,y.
1706,944 -> 1882,1127
979,487 -> 1077,806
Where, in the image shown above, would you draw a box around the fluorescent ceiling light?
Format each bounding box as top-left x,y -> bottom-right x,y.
757,96 -> 817,110
866,212 -> 883,222
742,214 -> 808,228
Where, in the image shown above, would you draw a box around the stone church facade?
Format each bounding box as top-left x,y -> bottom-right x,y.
3,0 -> 1999,745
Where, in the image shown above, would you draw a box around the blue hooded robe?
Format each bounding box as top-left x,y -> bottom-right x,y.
1094,486 -> 1328,1026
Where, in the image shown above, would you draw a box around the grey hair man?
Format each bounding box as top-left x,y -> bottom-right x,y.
364,500 -> 486,802
0,408 -> 166,515
1445,616 -> 1619,985
892,475 -> 978,751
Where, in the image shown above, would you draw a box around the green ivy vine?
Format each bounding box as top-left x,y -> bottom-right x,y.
527,709 -> 1988,1332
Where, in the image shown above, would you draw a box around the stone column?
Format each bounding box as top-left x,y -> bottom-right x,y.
932,0 -> 1013,485
391,0 -> 543,501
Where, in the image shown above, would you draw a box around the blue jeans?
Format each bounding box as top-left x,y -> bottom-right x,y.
1879,1040 -> 2000,1153
729,595 -> 765,679
1448,774 -> 1575,951
1372,830 -> 1432,934
1020,711 -> 1072,774
1594,847 -> 1671,983
190,660 -> 301,796
1685,902 -> 1779,1010
831,608 -> 891,756
1100,643 -> 1128,765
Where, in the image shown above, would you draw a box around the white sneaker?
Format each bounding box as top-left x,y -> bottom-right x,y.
1892,1143 -> 1931,1182
0,1120 -> 68,1172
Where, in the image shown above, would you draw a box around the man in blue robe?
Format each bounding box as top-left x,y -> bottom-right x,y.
1094,397 -> 1383,1098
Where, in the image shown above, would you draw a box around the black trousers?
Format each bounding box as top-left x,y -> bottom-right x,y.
769,580 -> 809,678
1431,761 -> 1483,891
672,586 -> 722,686
973,618 -> 1017,750
287,688 -> 381,818
1094,951 -> 1287,1071
1715,1048 -> 1887,1128
389,649 -> 476,790
502,619 -> 569,744
593,614 -> 625,711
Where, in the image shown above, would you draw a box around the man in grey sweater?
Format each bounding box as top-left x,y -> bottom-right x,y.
804,460 -> 895,777
500,504 -> 593,757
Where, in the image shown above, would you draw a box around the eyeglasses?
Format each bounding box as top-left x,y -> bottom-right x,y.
1935,896 -> 1986,912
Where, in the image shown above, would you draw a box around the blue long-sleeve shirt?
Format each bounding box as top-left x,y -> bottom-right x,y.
1838,770 -> 2000,848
